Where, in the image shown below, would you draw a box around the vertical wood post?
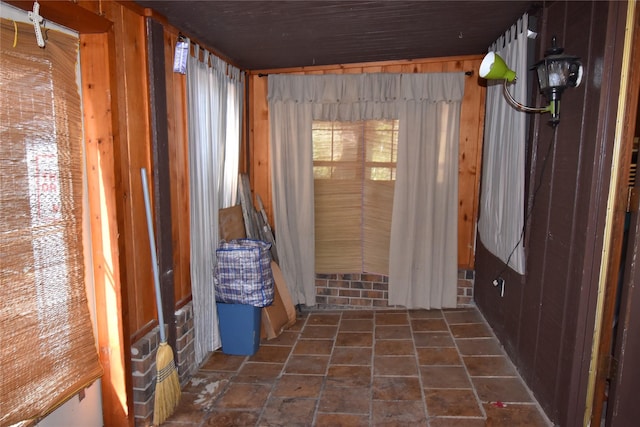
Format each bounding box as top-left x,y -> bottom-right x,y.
146,17 -> 177,350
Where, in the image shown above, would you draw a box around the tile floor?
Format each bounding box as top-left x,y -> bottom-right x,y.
162,307 -> 553,426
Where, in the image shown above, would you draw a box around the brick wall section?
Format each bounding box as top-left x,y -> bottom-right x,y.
315,269 -> 475,308
457,269 -> 475,307
131,327 -> 159,427
175,303 -> 196,385
131,302 -> 198,426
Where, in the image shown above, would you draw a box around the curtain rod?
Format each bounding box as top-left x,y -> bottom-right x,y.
258,70 -> 474,77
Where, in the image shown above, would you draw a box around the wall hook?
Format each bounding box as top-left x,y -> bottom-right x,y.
28,1 -> 45,48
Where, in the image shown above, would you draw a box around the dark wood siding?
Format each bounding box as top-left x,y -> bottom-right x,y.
474,1 -> 627,425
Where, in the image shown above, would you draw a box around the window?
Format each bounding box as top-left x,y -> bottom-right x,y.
0,19 -> 102,426
313,120 -> 397,274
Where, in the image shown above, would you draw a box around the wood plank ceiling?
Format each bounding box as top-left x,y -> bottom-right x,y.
135,1 -> 537,71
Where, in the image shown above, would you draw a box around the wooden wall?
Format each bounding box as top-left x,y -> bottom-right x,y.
161,28 -> 192,307
248,56 -> 486,269
4,1 -> 196,424
474,1 -> 628,425
107,2 -> 156,341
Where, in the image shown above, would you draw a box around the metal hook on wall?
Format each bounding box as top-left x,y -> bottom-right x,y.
28,0 -> 45,48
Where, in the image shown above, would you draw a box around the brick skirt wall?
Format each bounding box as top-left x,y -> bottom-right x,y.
315,269 -> 474,309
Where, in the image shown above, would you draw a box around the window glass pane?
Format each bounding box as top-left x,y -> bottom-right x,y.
333,122 -> 361,162
365,121 -> 395,162
366,166 -> 396,181
364,120 -> 398,181
312,127 -> 334,162
313,121 -> 365,180
313,165 -> 333,179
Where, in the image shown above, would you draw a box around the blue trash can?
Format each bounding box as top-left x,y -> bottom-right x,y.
216,302 -> 261,356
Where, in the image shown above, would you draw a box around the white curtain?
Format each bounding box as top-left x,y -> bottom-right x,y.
223,65 -> 243,207
268,73 -> 464,308
478,13 -> 529,275
187,44 -> 244,364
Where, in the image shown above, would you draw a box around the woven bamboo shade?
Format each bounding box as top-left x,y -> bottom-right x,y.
314,179 -> 363,272
313,120 -> 396,275
363,181 -> 394,274
0,19 -> 103,426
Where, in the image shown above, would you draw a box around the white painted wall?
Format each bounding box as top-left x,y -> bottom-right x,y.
37,381 -> 103,427
1,2 -> 103,426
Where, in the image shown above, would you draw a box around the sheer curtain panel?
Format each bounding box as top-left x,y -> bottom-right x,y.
477,14 -> 529,275
187,44 -> 244,365
268,73 -> 464,309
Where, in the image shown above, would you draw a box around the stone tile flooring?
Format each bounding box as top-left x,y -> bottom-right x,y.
162,307 -> 552,426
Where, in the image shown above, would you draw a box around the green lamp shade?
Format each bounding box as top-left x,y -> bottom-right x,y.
479,52 -> 517,82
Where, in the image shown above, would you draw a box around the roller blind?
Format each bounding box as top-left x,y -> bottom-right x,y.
0,19 -> 103,426
313,120 -> 397,274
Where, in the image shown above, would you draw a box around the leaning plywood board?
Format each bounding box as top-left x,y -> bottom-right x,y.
255,194 -> 279,263
219,205 -> 246,241
238,173 -> 260,239
270,261 -> 297,326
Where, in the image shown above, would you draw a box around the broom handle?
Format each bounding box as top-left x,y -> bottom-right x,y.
141,168 -> 167,343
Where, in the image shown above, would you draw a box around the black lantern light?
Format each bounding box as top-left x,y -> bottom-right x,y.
532,36 -> 583,125
479,36 -> 583,126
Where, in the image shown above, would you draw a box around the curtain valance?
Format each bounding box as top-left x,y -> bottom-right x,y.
268,73 -> 464,121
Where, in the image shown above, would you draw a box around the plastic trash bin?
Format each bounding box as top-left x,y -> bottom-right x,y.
216,302 -> 261,356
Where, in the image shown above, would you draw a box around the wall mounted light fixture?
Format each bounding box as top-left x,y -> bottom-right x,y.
479,36 -> 583,126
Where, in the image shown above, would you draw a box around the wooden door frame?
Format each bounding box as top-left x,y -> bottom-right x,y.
588,1 -> 640,425
5,2 -> 134,425
605,4 -> 640,425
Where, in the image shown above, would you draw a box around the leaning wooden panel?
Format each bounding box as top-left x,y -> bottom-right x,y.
219,205 -> 247,241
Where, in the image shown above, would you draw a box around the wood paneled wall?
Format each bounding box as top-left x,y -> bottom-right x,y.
162,29 -> 192,308
4,1 -> 192,423
107,2 -> 157,341
248,56 -> 486,269
80,28 -> 132,427
474,2 -> 628,425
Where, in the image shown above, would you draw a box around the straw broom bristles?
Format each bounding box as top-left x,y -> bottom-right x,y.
153,342 -> 181,425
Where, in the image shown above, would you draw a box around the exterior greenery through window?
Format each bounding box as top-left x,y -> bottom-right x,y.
312,120 -> 398,274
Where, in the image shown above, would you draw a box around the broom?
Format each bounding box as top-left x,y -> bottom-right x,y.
141,168 -> 181,425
